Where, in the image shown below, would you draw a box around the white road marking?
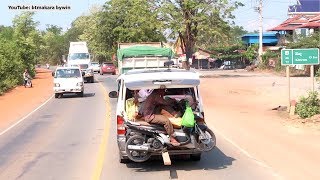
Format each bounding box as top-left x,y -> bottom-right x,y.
0,95 -> 54,136
211,126 -> 283,179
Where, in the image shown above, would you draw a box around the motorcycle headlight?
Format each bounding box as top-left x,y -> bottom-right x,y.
54,83 -> 60,87
77,82 -> 83,86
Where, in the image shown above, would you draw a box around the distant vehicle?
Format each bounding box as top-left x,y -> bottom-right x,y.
52,66 -> 84,98
90,62 -> 100,73
117,42 -> 174,74
100,62 -> 116,75
67,42 -> 94,83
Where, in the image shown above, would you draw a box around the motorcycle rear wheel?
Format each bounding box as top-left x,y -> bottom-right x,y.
125,135 -> 151,163
198,128 -> 216,152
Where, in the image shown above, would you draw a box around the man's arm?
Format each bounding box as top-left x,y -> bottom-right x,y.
156,96 -> 172,106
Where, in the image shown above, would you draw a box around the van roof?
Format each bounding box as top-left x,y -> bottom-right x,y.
119,68 -> 200,90
56,66 -> 80,70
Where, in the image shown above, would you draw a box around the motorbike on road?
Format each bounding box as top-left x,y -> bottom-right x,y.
124,114 -> 216,163
24,75 -> 32,88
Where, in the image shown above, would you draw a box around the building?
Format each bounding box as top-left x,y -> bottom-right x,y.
268,0 -> 320,44
241,32 -> 279,46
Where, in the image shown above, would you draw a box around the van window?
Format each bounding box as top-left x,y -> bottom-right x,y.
55,69 -> 81,78
69,53 -> 90,60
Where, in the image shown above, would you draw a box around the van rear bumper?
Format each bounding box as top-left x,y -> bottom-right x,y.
54,87 -> 83,93
118,135 -> 202,157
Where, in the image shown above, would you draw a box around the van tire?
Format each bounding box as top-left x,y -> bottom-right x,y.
119,156 -> 130,164
54,93 -> 59,98
78,91 -> 84,97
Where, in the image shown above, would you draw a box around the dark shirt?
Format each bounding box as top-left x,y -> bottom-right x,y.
140,92 -> 170,121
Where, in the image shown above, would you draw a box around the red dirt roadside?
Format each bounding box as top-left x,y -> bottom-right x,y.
0,68 -> 53,131
199,71 -> 320,180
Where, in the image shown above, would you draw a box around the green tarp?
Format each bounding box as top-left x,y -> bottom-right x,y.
117,45 -> 173,61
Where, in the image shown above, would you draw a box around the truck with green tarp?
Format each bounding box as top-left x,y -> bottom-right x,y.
117,42 -> 174,74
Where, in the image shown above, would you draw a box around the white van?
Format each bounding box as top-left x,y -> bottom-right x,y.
52,66 -> 85,98
109,68 -> 215,163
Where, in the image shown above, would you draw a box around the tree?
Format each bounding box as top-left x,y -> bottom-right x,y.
12,12 -> 41,76
155,0 -> 244,69
287,31 -> 320,49
243,44 -> 258,62
0,25 -> 14,40
39,25 -> 66,65
97,0 -> 166,60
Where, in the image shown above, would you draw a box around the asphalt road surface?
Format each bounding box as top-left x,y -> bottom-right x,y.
0,73 -> 281,180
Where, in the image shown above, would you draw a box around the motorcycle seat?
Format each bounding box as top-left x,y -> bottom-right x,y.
132,120 -> 167,132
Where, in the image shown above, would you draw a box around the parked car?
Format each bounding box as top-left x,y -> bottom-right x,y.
100,62 -> 116,75
90,62 -> 101,73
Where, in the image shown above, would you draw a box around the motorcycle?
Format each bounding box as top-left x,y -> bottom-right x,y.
124,115 -> 216,163
24,76 -> 32,88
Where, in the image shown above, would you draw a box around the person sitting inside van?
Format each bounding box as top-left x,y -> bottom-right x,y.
139,89 -> 180,146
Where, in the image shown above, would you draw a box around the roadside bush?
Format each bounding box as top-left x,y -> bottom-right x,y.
0,38 -> 24,95
295,91 -> 320,119
260,50 -> 281,70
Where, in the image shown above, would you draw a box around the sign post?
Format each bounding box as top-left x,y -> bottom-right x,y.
286,66 -> 290,112
281,48 -> 319,112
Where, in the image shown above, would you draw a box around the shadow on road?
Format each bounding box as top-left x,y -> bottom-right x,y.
59,93 -> 95,98
125,146 -> 235,175
200,74 -> 264,78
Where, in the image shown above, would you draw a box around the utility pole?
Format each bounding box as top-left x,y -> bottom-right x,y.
258,0 -> 263,62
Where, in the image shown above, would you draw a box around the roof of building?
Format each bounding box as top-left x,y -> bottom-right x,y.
288,0 -> 320,13
268,14 -> 320,31
242,32 -> 278,37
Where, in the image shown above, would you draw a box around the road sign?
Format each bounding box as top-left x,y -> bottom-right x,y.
281,48 -> 319,65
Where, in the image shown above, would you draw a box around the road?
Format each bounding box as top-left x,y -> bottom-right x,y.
0,73 -> 280,180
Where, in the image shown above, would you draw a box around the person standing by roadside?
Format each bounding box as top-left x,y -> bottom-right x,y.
23,69 -> 31,87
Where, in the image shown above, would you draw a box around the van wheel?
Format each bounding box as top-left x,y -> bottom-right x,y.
91,77 -> 94,83
190,153 -> 201,161
55,93 -> 62,98
78,91 -> 84,97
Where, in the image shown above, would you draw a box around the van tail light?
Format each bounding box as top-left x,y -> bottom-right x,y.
117,115 -> 126,135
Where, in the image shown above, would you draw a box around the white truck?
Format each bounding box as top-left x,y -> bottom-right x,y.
67,42 -> 94,83
117,42 -> 174,74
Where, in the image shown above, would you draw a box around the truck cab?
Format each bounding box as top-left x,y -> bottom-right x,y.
67,42 -> 94,83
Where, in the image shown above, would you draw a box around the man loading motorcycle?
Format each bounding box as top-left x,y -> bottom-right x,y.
138,89 -> 181,146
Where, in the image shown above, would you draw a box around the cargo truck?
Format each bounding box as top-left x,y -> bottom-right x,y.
67,42 -> 94,83
117,42 -> 174,74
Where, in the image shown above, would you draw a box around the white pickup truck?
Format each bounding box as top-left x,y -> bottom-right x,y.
52,66 -> 84,98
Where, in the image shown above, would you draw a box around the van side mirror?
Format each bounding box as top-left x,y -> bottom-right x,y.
82,72 -> 85,76
52,72 -> 55,77
109,91 -> 118,98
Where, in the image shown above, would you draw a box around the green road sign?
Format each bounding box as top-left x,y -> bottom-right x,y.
281,48 -> 319,65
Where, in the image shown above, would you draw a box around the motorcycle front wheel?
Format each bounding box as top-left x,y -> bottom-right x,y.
125,135 -> 151,163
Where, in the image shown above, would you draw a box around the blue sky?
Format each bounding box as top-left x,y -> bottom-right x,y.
0,0 -> 295,32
